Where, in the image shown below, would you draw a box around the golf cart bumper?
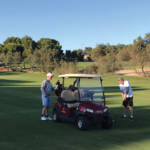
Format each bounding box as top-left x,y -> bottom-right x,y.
77,111 -> 109,124
89,113 -> 109,124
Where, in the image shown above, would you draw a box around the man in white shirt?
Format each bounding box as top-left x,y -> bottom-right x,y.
118,78 -> 134,120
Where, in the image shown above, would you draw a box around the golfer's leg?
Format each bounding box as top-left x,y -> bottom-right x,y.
45,107 -> 49,116
128,106 -> 133,116
41,95 -> 48,116
42,107 -> 47,116
122,100 -> 128,117
128,97 -> 134,118
123,107 -> 128,115
46,96 -> 51,116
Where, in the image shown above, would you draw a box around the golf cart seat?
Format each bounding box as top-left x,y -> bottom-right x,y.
74,89 -> 92,101
74,90 -> 81,101
61,90 -> 80,108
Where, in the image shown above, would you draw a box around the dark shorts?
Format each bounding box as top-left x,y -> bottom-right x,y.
123,97 -> 133,108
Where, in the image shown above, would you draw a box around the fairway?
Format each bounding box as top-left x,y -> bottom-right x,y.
0,72 -> 150,150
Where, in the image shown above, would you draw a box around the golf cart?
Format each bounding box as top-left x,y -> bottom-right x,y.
53,74 -> 113,130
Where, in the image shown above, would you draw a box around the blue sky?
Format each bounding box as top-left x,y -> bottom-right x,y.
0,0 -> 150,50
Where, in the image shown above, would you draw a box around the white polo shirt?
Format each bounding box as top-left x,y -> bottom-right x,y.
119,80 -> 133,98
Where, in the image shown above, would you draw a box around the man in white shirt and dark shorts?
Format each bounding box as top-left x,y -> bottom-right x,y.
118,78 -> 134,120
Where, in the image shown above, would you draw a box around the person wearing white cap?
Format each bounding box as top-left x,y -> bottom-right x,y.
118,78 -> 134,120
40,72 -> 54,120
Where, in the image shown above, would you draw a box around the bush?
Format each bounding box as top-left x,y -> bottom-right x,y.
80,64 -> 98,74
117,49 -> 131,61
54,62 -> 77,74
96,54 -> 122,74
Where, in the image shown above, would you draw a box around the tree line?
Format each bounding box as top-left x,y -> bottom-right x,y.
88,33 -> 150,76
0,36 -> 85,72
0,33 -> 150,76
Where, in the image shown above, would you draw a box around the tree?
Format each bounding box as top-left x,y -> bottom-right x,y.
31,48 -> 62,72
24,54 -> 36,71
0,53 -> 5,63
91,44 -> 107,61
37,38 -> 62,50
76,49 -> 84,61
143,33 -> 150,44
96,52 -> 121,74
91,44 -> 124,61
64,49 -> 83,62
3,37 -> 24,57
146,43 -> 150,64
117,46 -> 132,62
132,36 -> 149,76
21,36 -> 36,58
71,49 -> 84,61
84,47 -> 93,55
4,37 -> 21,45
0,44 -> 4,53
37,38 -> 63,61
2,51 -> 13,71
64,50 -> 72,61
54,61 -> 77,74
12,52 -> 21,71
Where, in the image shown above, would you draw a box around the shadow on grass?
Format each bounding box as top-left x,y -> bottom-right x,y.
49,106 -> 150,150
104,86 -> 150,93
103,86 -> 150,105
0,79 -> 34,86
0,71 -> 26,76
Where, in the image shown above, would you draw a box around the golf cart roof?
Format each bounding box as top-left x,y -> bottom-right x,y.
59,74 -> 102,78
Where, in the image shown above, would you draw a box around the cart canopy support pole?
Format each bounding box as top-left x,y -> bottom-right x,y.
77,78 -> 81,101
99,77 -> 106,106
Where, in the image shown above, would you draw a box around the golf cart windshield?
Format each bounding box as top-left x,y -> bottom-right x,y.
59,74 -> 105,104
79,78 -> 104,102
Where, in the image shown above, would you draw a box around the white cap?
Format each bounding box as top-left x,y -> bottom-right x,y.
118,78 -> 124,81
47,72 -> 53,77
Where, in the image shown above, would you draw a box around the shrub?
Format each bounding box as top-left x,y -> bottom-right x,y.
54,62 -> 77,74
117,49 -> 131,61
96,54 -> 122,74
80,64 -> 98,74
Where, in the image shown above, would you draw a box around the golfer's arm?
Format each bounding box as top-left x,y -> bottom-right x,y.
121,92 -> 125,100
126,87 -> 129,95
41,87 -> 46,95
41,82 -> 46,96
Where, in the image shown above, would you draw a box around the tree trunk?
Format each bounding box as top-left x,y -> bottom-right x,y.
141,65 -> 146,77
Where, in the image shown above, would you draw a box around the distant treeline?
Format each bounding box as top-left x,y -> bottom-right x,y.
0,33 -> 150,75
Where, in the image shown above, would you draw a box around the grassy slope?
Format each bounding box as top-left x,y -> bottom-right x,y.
0,72 -> 150,150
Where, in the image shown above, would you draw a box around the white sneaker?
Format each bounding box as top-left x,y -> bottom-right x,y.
41,116 -> 47,120
123,114 -> 127,118
46,116 -> 52,120
130,115 -> 134,120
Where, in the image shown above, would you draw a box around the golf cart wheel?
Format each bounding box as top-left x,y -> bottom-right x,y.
76,116 -> 89,130
53,109 -> 60,122
102,117 -> 113,129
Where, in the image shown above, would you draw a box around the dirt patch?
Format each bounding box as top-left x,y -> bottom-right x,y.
0,67 -> 12,72
115,68 -> 150,77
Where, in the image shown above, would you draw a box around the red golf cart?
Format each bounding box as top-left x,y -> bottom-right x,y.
53,74 -> 113,130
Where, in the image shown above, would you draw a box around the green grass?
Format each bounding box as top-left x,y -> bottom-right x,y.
0,72 -> 150,150
76,62 -> 94,71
